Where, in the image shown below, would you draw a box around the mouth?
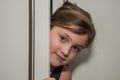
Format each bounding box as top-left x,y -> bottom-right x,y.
54,52 -> 66,61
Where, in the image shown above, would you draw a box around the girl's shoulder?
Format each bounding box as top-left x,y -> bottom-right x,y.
59,65 -> 72,80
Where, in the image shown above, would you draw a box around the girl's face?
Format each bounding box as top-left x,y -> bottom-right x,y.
50,26 -> 88,67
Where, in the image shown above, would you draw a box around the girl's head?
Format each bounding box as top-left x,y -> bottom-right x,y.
51,2 -> 95,47
50,2 -> 95,67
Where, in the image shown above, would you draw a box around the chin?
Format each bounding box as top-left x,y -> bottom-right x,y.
50,60 -> 63,67
51,62 -> 60,67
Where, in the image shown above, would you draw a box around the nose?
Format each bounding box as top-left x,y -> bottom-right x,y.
61,45 -> 71,57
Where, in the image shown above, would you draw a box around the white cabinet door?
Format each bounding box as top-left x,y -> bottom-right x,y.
35,0 -> 50,80
0,0 -> 29,80
0,0 -> 51,80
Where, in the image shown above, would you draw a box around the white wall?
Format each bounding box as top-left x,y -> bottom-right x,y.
53,0 -> 120,80
0,0 -> 28,80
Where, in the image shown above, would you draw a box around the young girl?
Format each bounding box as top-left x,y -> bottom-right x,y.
44,1 -> 95,80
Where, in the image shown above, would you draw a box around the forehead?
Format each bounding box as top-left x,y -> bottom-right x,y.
51,26 -> 88,47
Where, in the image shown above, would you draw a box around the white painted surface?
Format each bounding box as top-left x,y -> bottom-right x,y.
0,0 -> 28,80
53,0 -> 120,80
35,0 -> 50,80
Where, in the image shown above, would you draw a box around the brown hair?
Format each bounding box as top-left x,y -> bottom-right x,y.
51,2 -> 95,47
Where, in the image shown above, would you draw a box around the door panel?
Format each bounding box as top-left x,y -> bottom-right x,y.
0,0 -> 29,80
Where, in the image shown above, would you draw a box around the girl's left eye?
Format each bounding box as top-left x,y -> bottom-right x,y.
72,46 -> 81,53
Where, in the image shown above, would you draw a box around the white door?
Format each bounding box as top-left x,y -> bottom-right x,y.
35,0 -> 50,80
0,0 -> 50,80
0,0 -> 29,80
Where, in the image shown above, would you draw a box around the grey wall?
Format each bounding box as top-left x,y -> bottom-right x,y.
0,0 -> 28,80
53,0 -> 120,80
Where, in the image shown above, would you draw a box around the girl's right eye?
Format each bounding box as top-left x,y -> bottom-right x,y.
60,35 -> 66,42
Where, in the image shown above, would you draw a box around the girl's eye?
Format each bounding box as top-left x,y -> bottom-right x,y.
72,46 -> 81,53
60,35 -> 66,42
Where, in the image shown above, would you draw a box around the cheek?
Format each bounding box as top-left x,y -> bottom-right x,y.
66,54 -> 77,63
50,36 -> 60,52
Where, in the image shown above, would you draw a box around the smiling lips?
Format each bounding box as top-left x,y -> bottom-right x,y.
55,52 -> 66,61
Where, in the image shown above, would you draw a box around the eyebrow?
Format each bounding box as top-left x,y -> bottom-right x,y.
76,44 -> 84,49
62,32 -> 72,41
62,32 -> 84,48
